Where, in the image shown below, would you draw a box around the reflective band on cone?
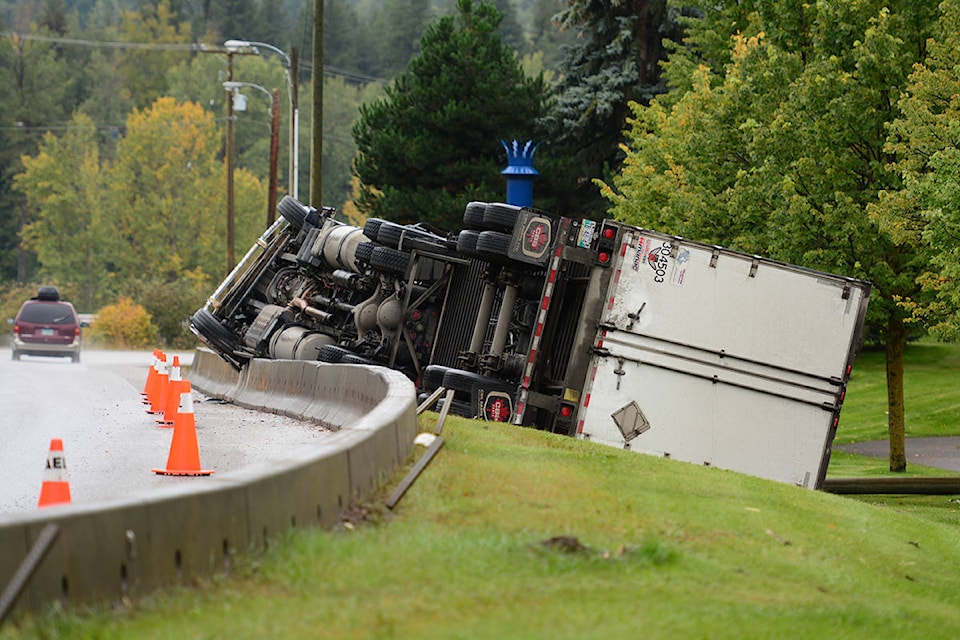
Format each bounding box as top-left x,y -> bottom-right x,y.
38,438 -> 71,507
153,381 -> 214,476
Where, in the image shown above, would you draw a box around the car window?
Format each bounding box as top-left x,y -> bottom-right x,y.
19,302 -> 76,325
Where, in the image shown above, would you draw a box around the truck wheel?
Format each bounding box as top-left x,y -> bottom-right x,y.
482,203 -> 521,232
369,246 -> 410,275
475,231 -> 512,258
441,369 -> 516,421
317,344 -> 350,363
363,218 -> 385,242
377,222 -> 442,250
341,352 -> 378,366
422,364 -> 453,391
418,392 -> 475,417
463,202 -> 488,228
456,230 -> 481,256
191,308 -> 243,359
277,195 -> 308,230
353,241 -> 375,267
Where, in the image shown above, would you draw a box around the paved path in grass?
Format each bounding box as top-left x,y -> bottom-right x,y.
836,437 -> 960,472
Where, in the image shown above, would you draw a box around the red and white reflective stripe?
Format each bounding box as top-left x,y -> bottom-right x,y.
577,364 -> 600,435
515,240 -> 566,424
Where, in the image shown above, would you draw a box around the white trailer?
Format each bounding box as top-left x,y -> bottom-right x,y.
570,228 -> 869,488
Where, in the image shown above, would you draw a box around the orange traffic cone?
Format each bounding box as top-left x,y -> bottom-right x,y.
38,438 -> 71,507
153,381 -> 214,476
142,349 -> 159,398
157,355 -> 183,427
148,353 -> 169,414
142,350 -> 162,405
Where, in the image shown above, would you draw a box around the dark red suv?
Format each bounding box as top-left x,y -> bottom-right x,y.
11,286 -> 83,363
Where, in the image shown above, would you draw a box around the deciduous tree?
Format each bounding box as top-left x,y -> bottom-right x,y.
604,1 -> 940,471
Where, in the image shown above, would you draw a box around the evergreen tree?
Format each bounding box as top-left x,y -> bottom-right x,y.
352,0 -> 549,229
544,0 -> 682,217
369,0 -> 432,77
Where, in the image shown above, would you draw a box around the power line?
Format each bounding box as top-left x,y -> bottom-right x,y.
1,32 -> 389,85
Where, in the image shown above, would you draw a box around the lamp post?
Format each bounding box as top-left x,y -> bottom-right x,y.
223,81 -> 282,226
223,39 -> 298,201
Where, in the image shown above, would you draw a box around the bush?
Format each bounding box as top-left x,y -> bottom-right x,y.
87,297 -> 158,349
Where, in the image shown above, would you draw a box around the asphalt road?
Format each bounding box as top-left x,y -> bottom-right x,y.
836,437 -> 960,472
0,348 -> 331,514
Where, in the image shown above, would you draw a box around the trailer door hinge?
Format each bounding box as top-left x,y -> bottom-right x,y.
613,357 -> 626,390
593,346 -> 611,358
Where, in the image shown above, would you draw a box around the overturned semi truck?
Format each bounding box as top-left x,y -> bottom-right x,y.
191,196 -> 871,489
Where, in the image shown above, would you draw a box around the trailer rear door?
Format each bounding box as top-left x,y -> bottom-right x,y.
576,228 -> 870,488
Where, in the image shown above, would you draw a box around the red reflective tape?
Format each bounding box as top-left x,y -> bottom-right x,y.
549,269 -> 557,284
535,322 -> 543,337
528,350 -> 536,363
620,241 -> 628,257
542,297 -> 550,310
523,376 -> 531,387
583,393 -> 591,407
577,419 -> 585,434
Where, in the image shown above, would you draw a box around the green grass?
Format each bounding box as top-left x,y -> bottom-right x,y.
838,339 -> 960,444
6,342 -> 960,639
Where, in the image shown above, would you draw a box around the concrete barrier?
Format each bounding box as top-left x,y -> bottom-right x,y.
1,348 -> 417,619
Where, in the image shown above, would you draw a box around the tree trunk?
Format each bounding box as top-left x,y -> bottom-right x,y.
886,314 -> 908,472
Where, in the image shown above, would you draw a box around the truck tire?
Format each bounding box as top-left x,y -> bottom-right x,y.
456,229 -> 481,256
422,364 -> 453,391
277,195 -> 308,230
377,222 -> 442,250
191,308 -> 243,361
481,203 -> 521,232
354,241 -> 375,266
369,246 -> 410,275
341,352 -> 378,366
363,218 -> 384,242
317,344 -> 350,363
463,201 -> 488,229
441,369 -> 516,421
475,231 -> 512,259
418,392 -> 474,417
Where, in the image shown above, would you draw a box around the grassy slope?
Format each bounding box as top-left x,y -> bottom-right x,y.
6,343 -> 960,639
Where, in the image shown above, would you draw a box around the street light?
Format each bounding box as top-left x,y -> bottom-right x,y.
223,39 -> 299,201
223,81 -> 282,226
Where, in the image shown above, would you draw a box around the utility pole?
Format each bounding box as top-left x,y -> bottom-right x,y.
199,45 -> 256,274
311,0 -> 323,207
225,50 -> 236,273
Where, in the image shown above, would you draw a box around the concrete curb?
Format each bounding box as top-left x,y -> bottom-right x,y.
1,348 -> 417,618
